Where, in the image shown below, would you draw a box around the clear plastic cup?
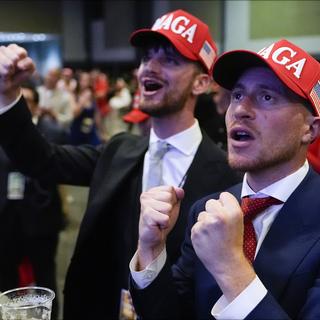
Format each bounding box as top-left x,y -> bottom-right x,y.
0,286 -> 55,320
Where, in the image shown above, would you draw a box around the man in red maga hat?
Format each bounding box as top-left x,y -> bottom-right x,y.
129,39 -> 320,320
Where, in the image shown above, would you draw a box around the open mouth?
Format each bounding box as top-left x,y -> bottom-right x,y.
143,79 -> 163,93
230,129 -> 254,141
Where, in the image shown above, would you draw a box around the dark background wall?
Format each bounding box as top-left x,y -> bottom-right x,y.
0,0 -> 318,76
0,0 -> 223,75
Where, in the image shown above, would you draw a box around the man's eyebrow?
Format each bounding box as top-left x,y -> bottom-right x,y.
232,83 -> 245,91
259,84 -> 279,91
258,84 -> 286,95
233,82 -> 284,95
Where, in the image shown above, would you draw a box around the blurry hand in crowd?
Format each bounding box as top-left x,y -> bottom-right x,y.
0,44 -> 35,106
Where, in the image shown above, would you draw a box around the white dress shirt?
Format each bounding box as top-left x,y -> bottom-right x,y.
142,120 -> 202,192
130,161 -> 310,319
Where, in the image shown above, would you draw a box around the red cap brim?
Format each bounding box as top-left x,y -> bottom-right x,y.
122,109 -> 150,123
130,29 -> 199,62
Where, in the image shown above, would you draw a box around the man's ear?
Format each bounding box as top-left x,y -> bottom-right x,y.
302,116 -> 320,144
192,74 -> 211,96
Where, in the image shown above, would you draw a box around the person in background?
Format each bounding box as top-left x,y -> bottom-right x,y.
57,67 -> 77,94
0,9 -> 240,319
91,69 -> 111,141
194,80 -> 230,151
123,87 -> 151,136
37,68 -> 75,130
108,77 -> 133,136
69,71 -> 101,146
129,39 -> 320,320
0,84 -> 66,320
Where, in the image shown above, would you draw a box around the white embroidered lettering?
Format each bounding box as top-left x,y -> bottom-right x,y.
160,14 -> 173,30
258,43 -> 275,59
171,16 -> 189,34
151,14 -> 198,44
152,15 -> 167,30
257,43 -> 307,79
286,58 -> 306,79
181,24 -> 197,43
272,47 -> 296,65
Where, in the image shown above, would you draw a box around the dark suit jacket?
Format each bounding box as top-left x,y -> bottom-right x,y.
0,97 -> 241,319
0,148 -> 64,237
0,113 -> 68,238
131,168 -> 320,320
0,115 -> 66,293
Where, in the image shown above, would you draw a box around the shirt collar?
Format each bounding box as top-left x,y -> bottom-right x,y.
241,161 -> 309,202
149,119 -> 202,156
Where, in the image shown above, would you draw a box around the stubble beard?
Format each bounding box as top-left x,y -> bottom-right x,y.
227,139 -> 300,174
139,84 -> 192,118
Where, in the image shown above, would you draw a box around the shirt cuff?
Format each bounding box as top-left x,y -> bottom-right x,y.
212,275 -> 267,320
129,248 -> 167,289
0,91 -> 22,115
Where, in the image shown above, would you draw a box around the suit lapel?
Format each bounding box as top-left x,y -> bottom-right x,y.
254,170 -> 320,298
77,136 -> 148,246
98,136 -> 148,198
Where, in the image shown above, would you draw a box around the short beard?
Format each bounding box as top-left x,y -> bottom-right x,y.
140,70 -> 196,118
140,89 -> 190,118
228,143 -> 299,173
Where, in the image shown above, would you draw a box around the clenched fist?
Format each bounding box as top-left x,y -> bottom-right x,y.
137,185 -> 184,269
0,44 -> 35,106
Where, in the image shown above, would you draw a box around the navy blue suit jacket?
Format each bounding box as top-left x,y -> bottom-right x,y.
131,168 -> 320,319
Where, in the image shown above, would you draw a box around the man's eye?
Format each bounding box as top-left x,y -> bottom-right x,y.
232,92 -> 242,100
263,94 -> 272,101
141,55 -> 150,63
164,57 -> 179,65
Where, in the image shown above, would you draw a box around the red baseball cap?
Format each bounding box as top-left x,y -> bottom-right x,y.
123,109 -> 149,123
213,39 -> 320,116
130,9 -> 217,75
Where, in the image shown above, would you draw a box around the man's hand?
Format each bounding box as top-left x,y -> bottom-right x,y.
0,44 -> 35,106
137,186 -> 184,270
191,192 -> 255,302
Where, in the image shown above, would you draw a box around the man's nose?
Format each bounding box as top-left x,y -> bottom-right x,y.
232,97 -> 255,120
143,58 -> 162,72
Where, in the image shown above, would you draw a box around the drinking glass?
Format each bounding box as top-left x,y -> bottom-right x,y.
0,286 -> 55,320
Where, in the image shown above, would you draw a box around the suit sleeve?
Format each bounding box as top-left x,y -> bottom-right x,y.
0,96 -> 101,185
246,293 -> 291,319
246,269 -> 320,319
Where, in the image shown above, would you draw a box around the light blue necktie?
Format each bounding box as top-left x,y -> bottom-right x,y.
146,140 -> 170,190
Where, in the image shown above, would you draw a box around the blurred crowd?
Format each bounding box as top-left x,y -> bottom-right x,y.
26,66 -> 230,148
32,67 -> 136,144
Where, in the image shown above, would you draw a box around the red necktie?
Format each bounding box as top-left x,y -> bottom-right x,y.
241,196 -> 283,263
